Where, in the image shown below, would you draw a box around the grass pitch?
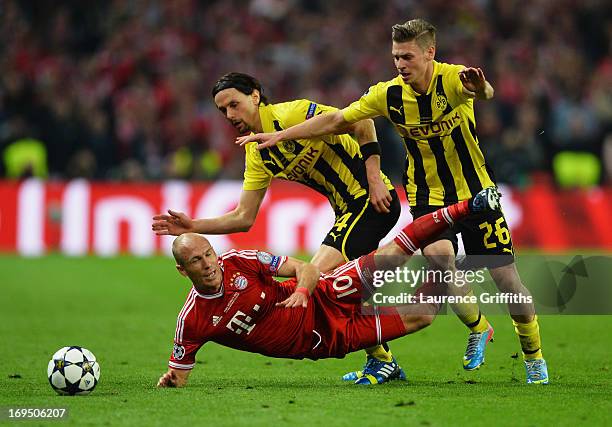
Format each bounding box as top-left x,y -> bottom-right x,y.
1,255 -> 610,426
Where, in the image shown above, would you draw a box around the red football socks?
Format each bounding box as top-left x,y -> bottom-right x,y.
394,200 -> 470,255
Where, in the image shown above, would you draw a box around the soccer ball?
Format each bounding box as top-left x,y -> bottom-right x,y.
47,346 -> 100,395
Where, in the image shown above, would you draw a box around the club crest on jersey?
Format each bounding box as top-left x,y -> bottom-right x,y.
173,344 -> 185,360
283,140 -> 295,153
231,273 -> 248,290
435,93 -> 448,111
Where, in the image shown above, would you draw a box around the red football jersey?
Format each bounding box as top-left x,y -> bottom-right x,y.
168,250 -> 406,370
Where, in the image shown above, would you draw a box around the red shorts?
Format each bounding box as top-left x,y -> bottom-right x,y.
309,259 -> 407,359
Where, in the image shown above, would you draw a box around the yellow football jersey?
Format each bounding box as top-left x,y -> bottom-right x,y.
243,99 -> 393,214
342,61 -> 495,206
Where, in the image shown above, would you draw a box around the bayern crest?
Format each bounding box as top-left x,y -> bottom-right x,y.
232,273 -> 248,290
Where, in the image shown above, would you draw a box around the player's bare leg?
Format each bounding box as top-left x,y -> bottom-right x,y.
420,239 -> 495,370
422,241 -> 485,336
488,263 -> 548,384
379,187 -> 501,258
312,244 -> 402,382
310,245 -> 346,273
347,187 -> 501,384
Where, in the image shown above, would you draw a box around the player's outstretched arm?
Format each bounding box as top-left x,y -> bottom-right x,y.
157,368 -> 191,388
343,119 -> 392,214
236,111 -> 350,149
275,258 -> 321,308
152,210 -> 195,236
459,67 -> 494,100
152,188 -> 267,236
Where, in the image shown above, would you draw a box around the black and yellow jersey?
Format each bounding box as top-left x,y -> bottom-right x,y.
243,99 -> 394,214
342,60 -> 495,206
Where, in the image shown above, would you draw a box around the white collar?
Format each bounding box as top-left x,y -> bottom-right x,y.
193,262 -> 225,299
193,282 -> 224,299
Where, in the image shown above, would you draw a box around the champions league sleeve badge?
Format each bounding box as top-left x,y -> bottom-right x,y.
257,251 -> 283,274
172,344 -> 185,360
257,251 -> 273,264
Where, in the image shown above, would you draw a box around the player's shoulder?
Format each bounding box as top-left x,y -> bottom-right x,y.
361,76 -> 404,99
221,249 -> 276,272
269,98 -> 337,129
243,134 -> 264,157
434,61 -> 469,99
274,99 -> 320,119
269,99 -> 310,116
436,61 -> 466,77
372,77 -> 402,91
174,288 -> 199,335
274,98 -> 313,109
179,287 -> 198,307
220,249 -> 285,275
219,249 -> 260,266
382,75 -> 404,87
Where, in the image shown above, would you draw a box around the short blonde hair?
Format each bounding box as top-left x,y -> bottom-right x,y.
392,19 -> 436,50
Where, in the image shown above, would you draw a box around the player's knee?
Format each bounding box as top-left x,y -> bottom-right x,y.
490,265 -> 525,293
401,314 -> 434,334
423,242 -> 455,271
423,240 -> 454,257
497,277 -> 525,294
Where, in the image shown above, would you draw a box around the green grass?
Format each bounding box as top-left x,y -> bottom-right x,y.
0,255 -> 610,426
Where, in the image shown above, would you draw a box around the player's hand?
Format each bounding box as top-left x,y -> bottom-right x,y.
235,132 -> 283,150
459,67 -> 486,98
157,371 -> 179,388
276,290 -> 309,308
152,210 -> 194,236
368,178 -> 392,214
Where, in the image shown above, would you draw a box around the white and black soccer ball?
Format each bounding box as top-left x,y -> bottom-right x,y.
47,346 -> 100,395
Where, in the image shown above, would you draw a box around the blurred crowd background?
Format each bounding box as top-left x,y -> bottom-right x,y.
1,0 -> 610,187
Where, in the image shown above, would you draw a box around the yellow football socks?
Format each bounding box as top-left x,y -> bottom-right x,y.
513,316 -> 543,360
451,290 -> 490,333
368,345 -> 393,362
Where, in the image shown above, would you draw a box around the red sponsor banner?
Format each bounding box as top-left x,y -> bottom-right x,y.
0,179 -> 610,255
